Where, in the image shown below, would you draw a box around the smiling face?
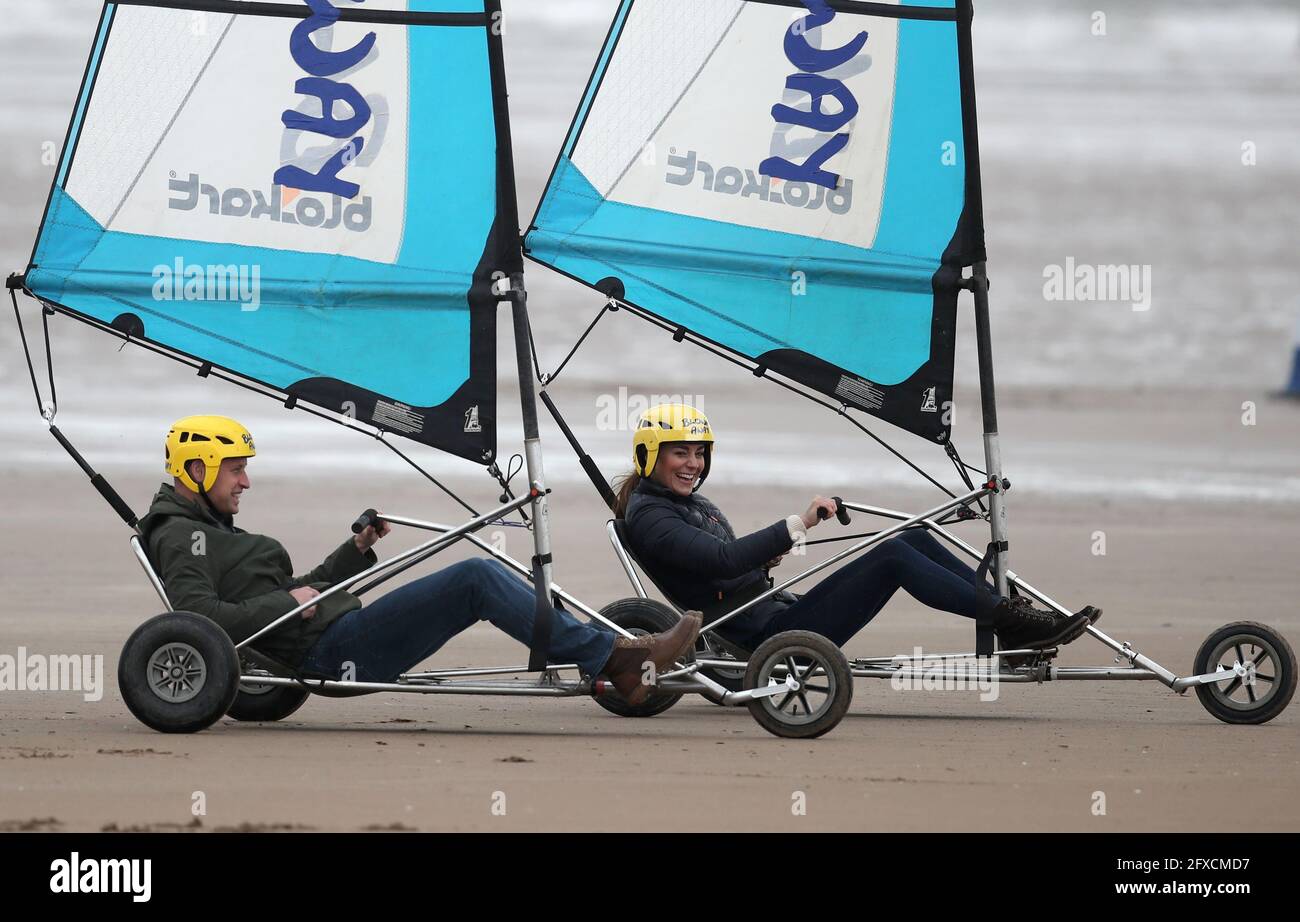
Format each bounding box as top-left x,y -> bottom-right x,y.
650,442 -> 709,497
184,456 -> 251,516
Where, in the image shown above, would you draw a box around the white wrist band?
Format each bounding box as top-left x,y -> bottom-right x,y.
786,515 -> 807,542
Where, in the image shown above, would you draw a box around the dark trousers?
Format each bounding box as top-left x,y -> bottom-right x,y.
759,528 -> 995,647
299,558 -> 616,682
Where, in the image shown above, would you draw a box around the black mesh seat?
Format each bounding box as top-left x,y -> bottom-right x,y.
609,519 -> 753,660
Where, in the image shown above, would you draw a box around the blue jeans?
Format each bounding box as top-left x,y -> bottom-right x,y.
759,528 -> 998,647
299,558 -> 617,682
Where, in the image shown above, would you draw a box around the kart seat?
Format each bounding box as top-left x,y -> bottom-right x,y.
608,518 -> 753,661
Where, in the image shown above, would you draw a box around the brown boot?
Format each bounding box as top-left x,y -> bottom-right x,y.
601,612 -> 702,706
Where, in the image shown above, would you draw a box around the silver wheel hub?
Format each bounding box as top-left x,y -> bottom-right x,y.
756,646 -> 835,725
147,642 -> 207,704
1208,634 -> 1280,711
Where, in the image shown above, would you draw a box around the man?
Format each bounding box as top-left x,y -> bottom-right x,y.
140,416 -> 699,705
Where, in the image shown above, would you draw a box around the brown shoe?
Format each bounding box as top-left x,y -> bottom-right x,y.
601,612 -> 702,706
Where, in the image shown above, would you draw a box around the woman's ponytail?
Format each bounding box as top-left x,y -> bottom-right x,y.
612,470 -> 641,519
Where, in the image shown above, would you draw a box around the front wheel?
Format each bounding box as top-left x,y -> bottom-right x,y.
1193,622 -> 1296,725
118,612 -> 240,733
744,630 -> 852,739
592,598 -> 684,719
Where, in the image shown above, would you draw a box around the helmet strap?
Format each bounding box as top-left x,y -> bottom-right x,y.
188,461 -> 232,528
195,481 -> 233,529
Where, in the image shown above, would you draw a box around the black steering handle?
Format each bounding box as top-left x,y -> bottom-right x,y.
351,508 -> 385,535
816,496 -> 852,526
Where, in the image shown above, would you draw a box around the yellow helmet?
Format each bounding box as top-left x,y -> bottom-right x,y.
164,415 -> 256,493
633,403 -> 713,489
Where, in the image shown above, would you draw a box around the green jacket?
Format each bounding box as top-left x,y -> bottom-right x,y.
140,483 -> 377,665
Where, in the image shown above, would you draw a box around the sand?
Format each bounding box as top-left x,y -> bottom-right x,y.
1,386 -> 1297,833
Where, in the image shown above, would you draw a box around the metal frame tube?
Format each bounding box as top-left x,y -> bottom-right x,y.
235,492 -> 537,651
506,273 -> 555,603
703,485 -> 991,634
400,664 -> 580,680
970,260 -> 1011,598
244,674 -> 591,697
839,499 -> 1183,687
376,513 -> 632,638
606,520 -> 649,600
130,535 -> 171,610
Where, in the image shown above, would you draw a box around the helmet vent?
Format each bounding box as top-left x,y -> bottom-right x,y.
178,432 -> 189,443
216,436 -> 233,445
190,433 -> 210,443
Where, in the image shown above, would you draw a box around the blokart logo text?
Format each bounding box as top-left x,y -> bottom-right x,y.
667,150 -> 852,214
168,172 -> 372,232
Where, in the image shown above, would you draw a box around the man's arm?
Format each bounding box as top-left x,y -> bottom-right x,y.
291,538 -> 377,588
631,504 -> 792,579
152,535 -> 299,643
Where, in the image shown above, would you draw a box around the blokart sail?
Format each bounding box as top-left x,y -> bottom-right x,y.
20,0 -> 520,464
13,0 -> 565,669
525,0 -> 983,444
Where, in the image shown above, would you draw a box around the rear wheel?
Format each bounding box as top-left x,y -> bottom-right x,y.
118,612 -> 240,733
592,598 -> 684,719
226,672 -> 310,722
695,638 -> 746,697
1193,622 -> 1295,725
744,630 -> 852,739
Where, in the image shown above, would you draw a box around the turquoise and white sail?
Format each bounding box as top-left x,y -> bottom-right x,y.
527,0 -> 985,442
25,0 -> 520,463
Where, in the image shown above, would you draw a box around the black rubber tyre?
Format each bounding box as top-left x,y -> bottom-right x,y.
118,612 -> 240,733
695,639 -> 746,697
1193,621 -> 1296,725
226,674 -> 310,722
744,630 -> 852,739
592,598 -> 685,718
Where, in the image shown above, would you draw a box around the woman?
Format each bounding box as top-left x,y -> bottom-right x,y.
615,404 -> 1099,657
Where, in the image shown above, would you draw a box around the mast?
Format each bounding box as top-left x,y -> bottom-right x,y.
955,0 -> 1008,599
971,262 -> 1009,599
484,0 -> 556,666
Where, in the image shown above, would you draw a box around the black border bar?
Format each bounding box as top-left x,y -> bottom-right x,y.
749,0 -> 959,21
113,0 -> 488,26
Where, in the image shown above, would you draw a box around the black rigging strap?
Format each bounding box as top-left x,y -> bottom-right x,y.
11,283 -> 139,528
972,541 -> 1003,657
527,551 -> 554,672
527,300 -> 616,385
